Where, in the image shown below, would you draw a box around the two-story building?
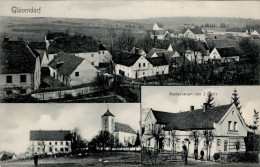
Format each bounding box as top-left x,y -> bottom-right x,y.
142,103 -> 247,159
114,52 -> 169,79
29,130 -> 71,155
184,28 -> 206,42
0,38 -> 41,98
101,109 -> 137,146
48,52 -> 98,86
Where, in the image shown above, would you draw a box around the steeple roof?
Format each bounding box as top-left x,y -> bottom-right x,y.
102,109 -> 115,117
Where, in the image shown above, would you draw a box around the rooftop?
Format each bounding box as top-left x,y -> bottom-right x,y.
115,122 -> 136,134
30,130 -> 71,141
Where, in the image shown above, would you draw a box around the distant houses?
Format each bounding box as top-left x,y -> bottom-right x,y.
0,38 -> 41,97
183,28 -> 206,42
29,130 -> 71,155
153,23 -> 164,31
48,52 -> 98,86
114,52 -> 169,79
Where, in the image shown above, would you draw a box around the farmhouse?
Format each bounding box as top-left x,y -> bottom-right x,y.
184,28 -> 206,42
101,109 -> 137,146
142,103 -> 247,159
208,47 -> 241,63
114,52 -> 169,79
48,52 -> 98,86
0,38 -> 41,97
153,23 -> 164,31
98,43 -> 112,63
29,130 -> 71,155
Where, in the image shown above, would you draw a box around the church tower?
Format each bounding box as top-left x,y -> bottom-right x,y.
101,107 -> 115,134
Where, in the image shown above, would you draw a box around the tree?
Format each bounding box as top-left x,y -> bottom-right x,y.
135,33 -> 153,53
231,88 -> 242,112
204,92 -> 215,108
203,130 -> 214,160
239,38 -> 259,64
115,30 -> 135,52
94,130 -> 114,151
134,131 -> 141,147
107,28 -> 117,49
253,109 -> 259,129
70,127 -> 88,154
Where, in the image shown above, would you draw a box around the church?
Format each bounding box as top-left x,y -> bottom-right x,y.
101,109 -> 137,147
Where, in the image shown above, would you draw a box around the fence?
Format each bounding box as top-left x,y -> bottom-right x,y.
31,86 -> 99,100
96,147 -> 141,152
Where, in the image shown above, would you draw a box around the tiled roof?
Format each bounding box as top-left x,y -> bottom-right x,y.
47,35 -> 99,54
113,52 -> 142,67
0,40 -> 39,74
189,28 -> 204,34
30,130 -> 71,141
28,42 -> 46,50
216,47 -> 242,57
206,39 -> 238,50
146,48 -> 166,58
151,104 -> 232,131
102,109 -> 115,117
99,43 -> 107,51
147,56 -> 169,66
48,52 -> 84,76
115,122 -> 136,134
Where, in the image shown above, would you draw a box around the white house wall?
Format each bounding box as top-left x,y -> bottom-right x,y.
30,140 -> 71,155
75,52 -> 99,67
69,59 -> 98,86
99,50 -> 112,63
114,132 -> 136,147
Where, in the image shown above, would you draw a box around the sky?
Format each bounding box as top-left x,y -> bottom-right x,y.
142,86 -> 260,127
0,1 -> 260,20
0,103 -> 140,154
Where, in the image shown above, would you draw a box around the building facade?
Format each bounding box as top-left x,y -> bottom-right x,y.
29,130 -> 71,155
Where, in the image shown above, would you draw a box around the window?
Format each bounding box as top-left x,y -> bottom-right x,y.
61,142 -> 63,145
55,148 -> 58,151
38,142 -> 41,145
234,122 -> 237,131
6,76 -> 12,83
162,71 -> 164,74
66,142 -> 69,146
49,147 -> 52,152
102,51 -> 104,54
224,140 -> 228,151
143,63 -> 145,67
91,62 -> 94,65
65,148 -> 69,152
91,54 -> 94,57
75,72 -> 79,77
143,72 -> 145,75
228,121 -> 232,131
60,148 -> 64,152
217,139 -> 221,146
99,51 -> 101,54
139,63 -> 141,67
232,111 -> 234,115
49,142 -> 52,145
55,142 -> 57,145
20,75 -> 26,82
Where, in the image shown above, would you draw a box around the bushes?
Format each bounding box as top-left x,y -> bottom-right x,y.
213,153 -> 220,161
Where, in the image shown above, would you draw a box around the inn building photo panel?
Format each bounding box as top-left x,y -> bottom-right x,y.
141,86 -> 260,166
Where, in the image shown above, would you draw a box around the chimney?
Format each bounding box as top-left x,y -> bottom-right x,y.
4,37 -> 9,42
203,103 -> 208,112
190,106 -> 194,112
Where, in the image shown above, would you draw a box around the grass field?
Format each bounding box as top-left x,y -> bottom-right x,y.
0,152 -> 141,167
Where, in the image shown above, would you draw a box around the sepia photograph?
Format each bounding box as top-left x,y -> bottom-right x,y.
0,1 -> 260,102
141,86 -> 260,166
0,103 -> 141,167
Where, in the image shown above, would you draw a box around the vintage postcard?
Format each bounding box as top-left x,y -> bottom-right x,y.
0,1 -> 260,167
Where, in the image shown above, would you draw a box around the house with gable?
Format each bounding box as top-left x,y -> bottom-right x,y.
29,130 -> 71,155
142,103 -> 248,159
98,43 -> 112,63
101,109 -> 137,146
114,52 -> 169,79
0,38 -> 41,97
153,23 -> 164,31
48,52 -> 98,86
208,47 -> 242,63
184,28 -> 206,42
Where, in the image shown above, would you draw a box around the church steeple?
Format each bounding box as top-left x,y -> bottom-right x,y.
101,105 -> 115,134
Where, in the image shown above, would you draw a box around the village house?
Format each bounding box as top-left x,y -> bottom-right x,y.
48,52 -> 98,86
142,103 -> 248,159
101,109 -> 137,146
114,52 -> 169,79
250,30 -> 260,38
184,28 -> 206,42
131,47 -> 147,57
208,47 -> 241,63
0,38 -> 41,97
29,130 -> 71,155
45,31 -> 68,49
153,23 -> 164,31
226,28 -> 250,38
98,43 -> 112,63
151,30 -> 169,40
